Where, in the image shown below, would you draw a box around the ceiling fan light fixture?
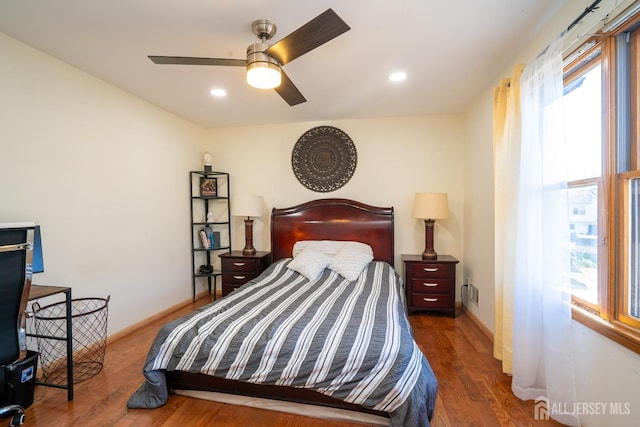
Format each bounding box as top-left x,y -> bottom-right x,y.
246,42 -> 282,89
149,10 -> 350,105
246,62 -> 281,89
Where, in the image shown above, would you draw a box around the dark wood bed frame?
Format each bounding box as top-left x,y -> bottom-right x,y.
166,198 -> 394,417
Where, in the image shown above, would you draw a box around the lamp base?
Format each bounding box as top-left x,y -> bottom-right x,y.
422,218 -> 438,260
421,250 -> 438,260
242,218 -> 256,256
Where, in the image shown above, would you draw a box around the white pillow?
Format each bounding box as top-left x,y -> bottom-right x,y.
287,247 -> 332,281
292,240 -> 373,259
328,246 -> 374,281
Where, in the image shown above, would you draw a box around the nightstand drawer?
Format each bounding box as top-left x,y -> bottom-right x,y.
411,293 -> 453,309
409,278 -> 451,293
407,263 -> 451,279
223,272 -> 258,285
221,257 -> 258,273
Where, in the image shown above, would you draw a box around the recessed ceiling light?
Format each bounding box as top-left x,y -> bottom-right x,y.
210,88 -> 227,97
388,71 -> 407,82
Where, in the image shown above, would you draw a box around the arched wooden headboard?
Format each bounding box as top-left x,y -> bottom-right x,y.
270,198 -> 394,265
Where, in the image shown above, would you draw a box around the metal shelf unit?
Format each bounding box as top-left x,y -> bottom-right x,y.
189,171 -> 231,301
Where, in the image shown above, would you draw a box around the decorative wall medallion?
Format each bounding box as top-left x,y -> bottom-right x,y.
291,126 -> 357,192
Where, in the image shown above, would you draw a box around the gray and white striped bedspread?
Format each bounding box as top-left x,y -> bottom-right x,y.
128,259 -> 438,426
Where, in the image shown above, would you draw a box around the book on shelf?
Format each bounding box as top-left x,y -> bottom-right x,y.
199,229 -> 209,248
199,227 -> 221,249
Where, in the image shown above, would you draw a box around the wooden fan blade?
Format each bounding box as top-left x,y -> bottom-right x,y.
265,9 -> 350,66
149,56 -> 246,66
275,70 -> 306,106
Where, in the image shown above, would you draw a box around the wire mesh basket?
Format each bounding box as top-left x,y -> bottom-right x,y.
32,296 -> 110,385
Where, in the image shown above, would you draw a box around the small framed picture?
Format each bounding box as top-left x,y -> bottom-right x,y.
200,177 -> 217,197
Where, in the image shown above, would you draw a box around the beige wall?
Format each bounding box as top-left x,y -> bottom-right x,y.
0,33 -> 207,334
462,84 -> 495,331
207,116 -> 465,271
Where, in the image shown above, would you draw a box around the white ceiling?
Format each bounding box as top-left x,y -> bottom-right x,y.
0,0 -> 566,129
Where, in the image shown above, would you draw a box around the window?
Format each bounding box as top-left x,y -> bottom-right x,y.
564,13 -> 640,353
568,184 -> 599,305
564,55 -> 602,308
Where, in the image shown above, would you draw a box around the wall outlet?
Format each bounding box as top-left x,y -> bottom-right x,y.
469,284 -> 479,306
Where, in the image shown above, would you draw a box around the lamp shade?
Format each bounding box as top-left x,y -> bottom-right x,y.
232,194 -> 264,218
412,192 -> 449,220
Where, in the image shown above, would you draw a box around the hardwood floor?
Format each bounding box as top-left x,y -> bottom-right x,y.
23,300 -> 563,427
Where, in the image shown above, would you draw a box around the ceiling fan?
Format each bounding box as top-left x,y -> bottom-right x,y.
148,8 -> 350,107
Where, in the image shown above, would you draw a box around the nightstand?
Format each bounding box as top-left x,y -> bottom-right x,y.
220,251 -> 271,296
401,254 -> 459,317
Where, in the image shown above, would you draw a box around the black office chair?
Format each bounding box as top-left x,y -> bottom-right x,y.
0,225 -> 35,427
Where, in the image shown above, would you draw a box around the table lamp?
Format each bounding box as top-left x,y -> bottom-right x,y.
412,192 -> 448,260
232,194 -> 264,255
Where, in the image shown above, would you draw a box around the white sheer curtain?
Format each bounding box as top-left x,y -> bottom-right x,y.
511,33 -> 579,426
